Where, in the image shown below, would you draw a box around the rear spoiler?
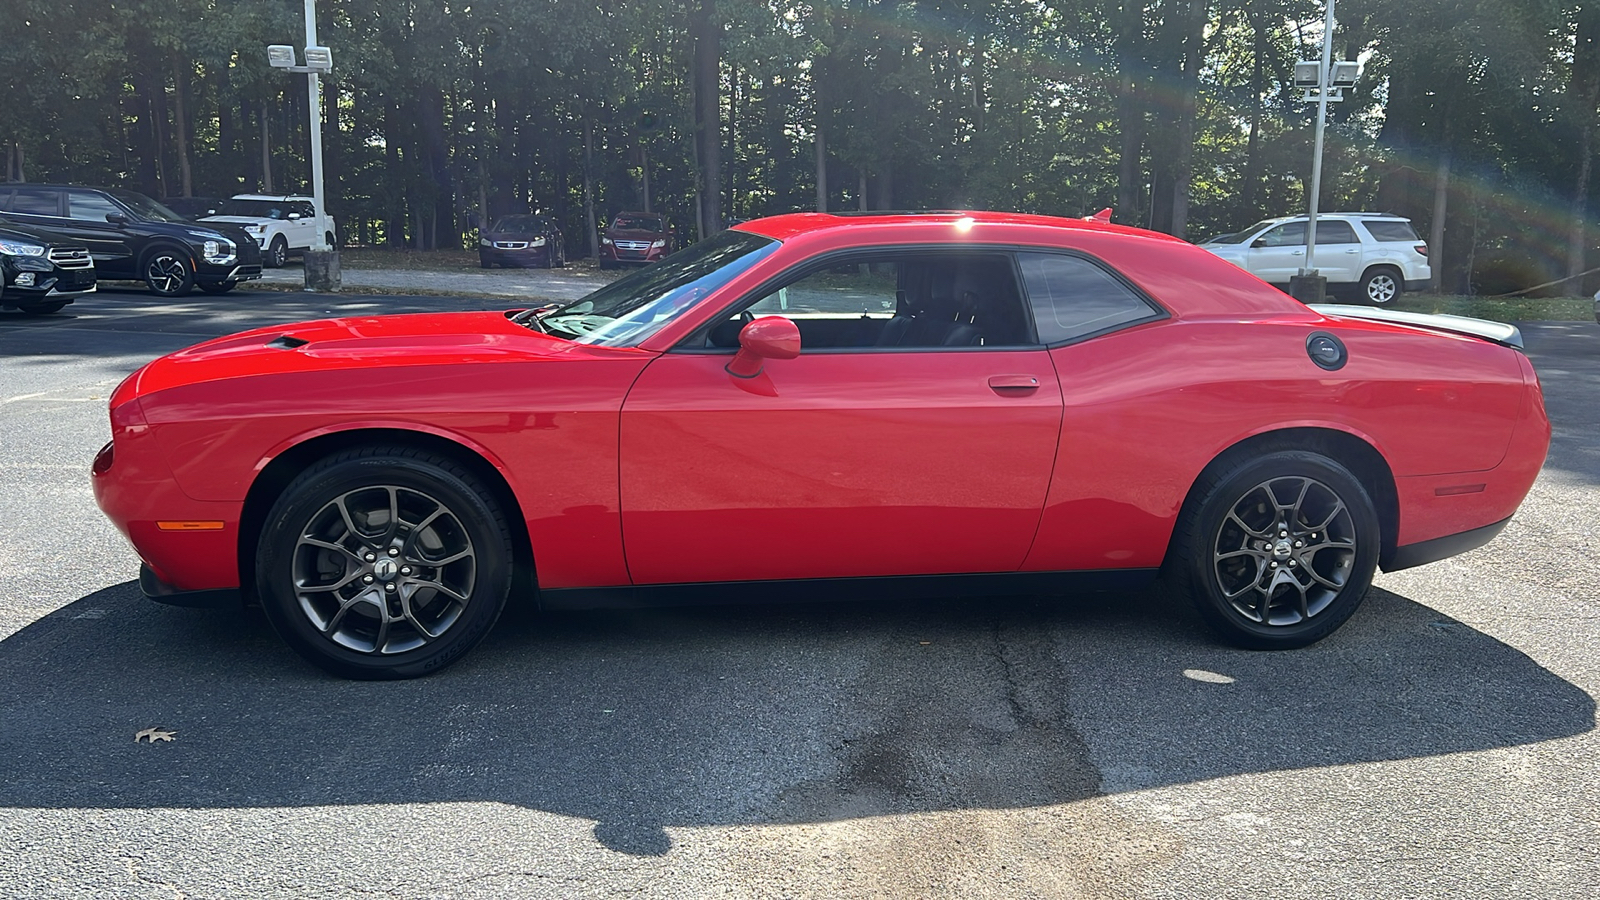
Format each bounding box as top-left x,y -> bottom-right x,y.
1308,304 -> 1523,350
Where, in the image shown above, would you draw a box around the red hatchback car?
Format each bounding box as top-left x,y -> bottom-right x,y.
93,211 -> 1550,678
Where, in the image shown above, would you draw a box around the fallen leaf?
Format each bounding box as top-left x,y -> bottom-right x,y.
135,727 -> 176,743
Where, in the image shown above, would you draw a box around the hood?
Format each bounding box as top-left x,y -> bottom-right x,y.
113,310 -> 648,405
200,215 -> 274,227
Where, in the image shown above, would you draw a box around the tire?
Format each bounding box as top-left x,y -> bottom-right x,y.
197,280 -> 237,294
264,237 -> 289,268
16,300 -> 69,315
1359,267 -> 1402,305
325,231 -> 337,250
143,248 -> 196,297
599,259 -> 615,270
480,259 -> 493,269
254,446 -> 515,679
1175,450 -> 1380,650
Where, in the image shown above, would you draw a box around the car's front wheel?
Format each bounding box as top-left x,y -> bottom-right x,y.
1176,450 -> 1379,649
265,237 -> 289,268
1360,267 -> 1402,304
143,249 -> 195,297
255,447 -> 514,679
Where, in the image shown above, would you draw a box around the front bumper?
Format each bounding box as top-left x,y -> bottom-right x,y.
600,243 -> 667,264
480,245 -> 555,266
2,256 -> 97,304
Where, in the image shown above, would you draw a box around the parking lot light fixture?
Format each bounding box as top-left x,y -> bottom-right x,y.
264,3 -> 339,290
1289,0 -> 1360,304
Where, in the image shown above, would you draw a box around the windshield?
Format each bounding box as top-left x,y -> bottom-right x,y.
107,190 -> 183,222
611,215 -> 664,232
1207,221 -> 1275,244
490,216 -> 550,234
216,199 -> 293,219
518,230 -> 779,347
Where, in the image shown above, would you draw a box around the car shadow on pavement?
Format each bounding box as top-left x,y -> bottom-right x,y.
0,580 -> 1590,857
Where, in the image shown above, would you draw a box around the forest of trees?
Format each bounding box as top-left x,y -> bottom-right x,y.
2,1 -> 1597,294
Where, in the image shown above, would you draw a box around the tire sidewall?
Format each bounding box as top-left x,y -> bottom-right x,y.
143,247 -> 195,297
266,237 -> 288,268
1185,451 -> 1380,649
255,453 -> 513,679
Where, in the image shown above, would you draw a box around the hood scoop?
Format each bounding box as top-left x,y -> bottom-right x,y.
266,334 -> 309,350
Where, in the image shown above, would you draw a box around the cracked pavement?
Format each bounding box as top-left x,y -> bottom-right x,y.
0,293 -> 1595,898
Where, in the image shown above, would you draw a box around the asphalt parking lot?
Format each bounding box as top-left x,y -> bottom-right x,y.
1,290 -> 1596,899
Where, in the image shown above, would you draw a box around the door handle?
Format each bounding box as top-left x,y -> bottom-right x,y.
1291,249 -> 1303,255
988,375 -> 1041,391
1345,248 -> 1358,254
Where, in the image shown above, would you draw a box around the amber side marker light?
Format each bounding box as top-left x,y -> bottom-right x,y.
156,521 -> 227,531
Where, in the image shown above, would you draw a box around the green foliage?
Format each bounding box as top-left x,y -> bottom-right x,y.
0,0 -> 1592,291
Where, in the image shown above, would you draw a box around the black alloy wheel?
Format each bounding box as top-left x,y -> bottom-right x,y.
143,249 -> 196,297
265,237 -> 289,268
255,446 -> 514,679
197,280 -> 238,294
1176,450 -> 1379,649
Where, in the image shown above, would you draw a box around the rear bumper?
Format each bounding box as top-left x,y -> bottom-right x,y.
140,564 -> 241,608
1405,278 -> 1429,292
1382,516 -> 1511,572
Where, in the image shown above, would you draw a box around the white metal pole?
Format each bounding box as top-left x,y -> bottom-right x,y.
1303,0 -> 1335,275
305,0 -> 329,252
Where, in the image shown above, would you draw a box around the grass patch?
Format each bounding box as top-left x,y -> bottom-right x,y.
1383,294 -> 1592,323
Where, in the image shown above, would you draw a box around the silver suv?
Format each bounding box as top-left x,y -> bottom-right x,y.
1200,213 -> 1431,304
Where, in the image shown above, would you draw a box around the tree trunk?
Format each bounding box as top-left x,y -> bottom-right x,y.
1168,0 -> 1205,238
1429,149 -> 1450,293
1240,7 -> 1265,217
1114,3 -> 1145,224
859,170 -> 868,211
385,104 -> 402,246
131,72 -> 163,196
692,0 -> 722,235
815,119 -> 827,212
1569,6 -> 1600,282
171,54 -> 193,197
260,104 -> 274,194
583,115 -> 599,259
873,158 -> 893,210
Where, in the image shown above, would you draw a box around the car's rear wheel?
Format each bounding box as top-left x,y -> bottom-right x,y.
143,249 -> 195,297
265,237 -> 289,268
255,447 -> 514,679
1177,450 -> 1379,649
1360,267 -> 1401,304
197,280 -> 237,294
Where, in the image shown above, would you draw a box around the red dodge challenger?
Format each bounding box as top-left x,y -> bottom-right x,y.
93,211 -> 1551,678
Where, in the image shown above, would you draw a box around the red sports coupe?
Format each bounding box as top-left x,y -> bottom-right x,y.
93,211 -> 1551,678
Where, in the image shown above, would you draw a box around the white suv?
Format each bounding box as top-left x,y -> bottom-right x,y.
201,194 -> 335,268
1200,213 -> 1431,304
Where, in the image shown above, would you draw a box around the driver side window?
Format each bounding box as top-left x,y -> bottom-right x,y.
705,251 -> 1033,351
1258,223 -> 1305,247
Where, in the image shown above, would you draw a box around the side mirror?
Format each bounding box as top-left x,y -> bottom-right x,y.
1251,238 -> 1267,249
106,214 -> 129,225
726,316 -> 800,379
288,212 -> 301,220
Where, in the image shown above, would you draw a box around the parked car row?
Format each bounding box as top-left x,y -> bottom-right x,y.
0,217 -> 98,315
0,184 -> 264,305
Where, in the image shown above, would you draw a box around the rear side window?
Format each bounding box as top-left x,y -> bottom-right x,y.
1017,253 -> 1161,345
8,188 -> 61,216
1314,220 -> 1357,244
1363,220 -> 1420,242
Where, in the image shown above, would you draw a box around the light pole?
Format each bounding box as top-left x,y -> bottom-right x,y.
1288,0 -> 1359,304
267,1 -> 338,292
